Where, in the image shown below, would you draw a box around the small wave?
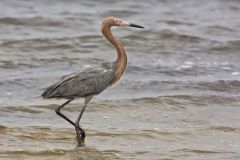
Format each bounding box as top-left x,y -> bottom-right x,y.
158,29 -> 203,43
126,65 -> 149,72
132,94 -> 240,107
207,25 -> 236,32
208,126 -> 240,132
70,147 -> 119,160
122,34 -> 149,41
210,40 -> 240,52
141,129 -> 192,137
0,149 -> 67,156
0,17 -> 65,27
3,106 -> 43,114
173,148 -> 231,154
163,20 -> 195,26
197,80 -> 240,92
1,38 -> 73,50
1,147 -> 118,160
101,10 -> 138,17
0,125 -> 8,133
0,60 -> 29,69
89,130 -> 156,139
0,35 -> 102,50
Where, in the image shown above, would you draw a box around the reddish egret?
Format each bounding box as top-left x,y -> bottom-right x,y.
42,17 -> 144,145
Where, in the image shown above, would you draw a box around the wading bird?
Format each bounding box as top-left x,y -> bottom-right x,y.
42,17 -> 144,146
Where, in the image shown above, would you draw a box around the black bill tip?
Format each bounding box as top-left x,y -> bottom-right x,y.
129,23 -> 144,28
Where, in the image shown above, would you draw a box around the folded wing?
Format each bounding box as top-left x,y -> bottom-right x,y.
42,62 -> 115,99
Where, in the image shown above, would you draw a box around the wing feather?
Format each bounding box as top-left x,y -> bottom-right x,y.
42,62 -> 115,99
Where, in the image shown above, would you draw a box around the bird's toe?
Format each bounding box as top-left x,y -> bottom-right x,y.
75,126 -> 86,146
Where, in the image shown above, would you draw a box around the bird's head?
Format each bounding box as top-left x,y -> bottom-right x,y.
102,17 -> 144,29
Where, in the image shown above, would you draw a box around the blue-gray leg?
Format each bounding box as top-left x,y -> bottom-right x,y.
75,95 -> 93,146
55,99 -> 85,143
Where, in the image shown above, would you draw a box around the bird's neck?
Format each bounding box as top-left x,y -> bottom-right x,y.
102,26 -> 127,85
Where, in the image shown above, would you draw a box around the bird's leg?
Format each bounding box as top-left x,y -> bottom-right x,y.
55,99 -> 74,125
55,99 -> 85,137
75,103 -> 87,146
75,96 -> 93,146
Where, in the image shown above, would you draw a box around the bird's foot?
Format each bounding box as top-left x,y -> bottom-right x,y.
75,126 -> 85,146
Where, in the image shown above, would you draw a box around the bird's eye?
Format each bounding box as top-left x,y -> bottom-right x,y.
114,19 -> 120,23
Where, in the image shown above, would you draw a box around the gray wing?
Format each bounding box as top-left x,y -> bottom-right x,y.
42,62 -> 115,99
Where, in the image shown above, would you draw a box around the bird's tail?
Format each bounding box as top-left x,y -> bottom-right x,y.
41,84 -> 57,99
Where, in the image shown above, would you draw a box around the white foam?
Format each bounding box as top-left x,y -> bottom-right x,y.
221,62 -> 229,66
163,114 -> 168,117
184,61 -> 194,65
231,72 -> 240,75
103,116 -> 109,119
222,66 -> 231,70
180,65 -> 192,69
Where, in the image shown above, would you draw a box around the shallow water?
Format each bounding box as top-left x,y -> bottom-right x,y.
1,0 -> 240,159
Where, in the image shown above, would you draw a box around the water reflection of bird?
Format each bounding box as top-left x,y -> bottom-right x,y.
42,17 -> 144,146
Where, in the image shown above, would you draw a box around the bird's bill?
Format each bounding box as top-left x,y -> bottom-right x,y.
119,21 -> 144,28
129,23 -> 144,28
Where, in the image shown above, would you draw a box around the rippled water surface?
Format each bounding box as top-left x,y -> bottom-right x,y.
1,0 -> 240,159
